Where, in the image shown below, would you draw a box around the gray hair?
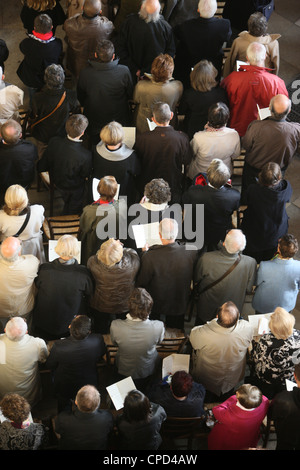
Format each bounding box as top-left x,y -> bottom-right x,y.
152,101 -> 172,124
5,317 -> 27,341
44,64 -> 65,89
246,42 -> 266,65
139,0 -> 161,23
207,159 -> 230,189
159,218 -> 178,240
198,0 -> 217,18
224,229 -> 246,254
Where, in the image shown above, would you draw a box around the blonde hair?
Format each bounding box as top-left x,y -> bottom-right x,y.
269,307 -> 295,340
4,185 -> 28,216
97,238 -> 123,266
55,234 -> 80,259
22,0 -> 57,10
100,121 -> 124,146
190,60 -> 218,92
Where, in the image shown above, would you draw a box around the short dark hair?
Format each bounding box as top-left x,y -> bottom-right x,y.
171,371 -> 193,397
34,13 -> 53,34
258,162 -> 282,187
279,234 -> 299,258
95,40 -> 115,63
44,64 -> 65,89
207,102 -> 230,129
128,287 -> 153,321
144,178 -> 171,204
248,12 -> 268,37
70,315 -> 92,340
123,390 -> 152,423
65,114 -> 89,138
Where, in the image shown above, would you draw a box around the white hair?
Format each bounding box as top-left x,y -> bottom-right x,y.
224,230 -> 246,254
198,0 -> 217,18
5,317 -> 27,341
139,0 -> 161,23
246,42 -> 266,65
159,218 -> 178,240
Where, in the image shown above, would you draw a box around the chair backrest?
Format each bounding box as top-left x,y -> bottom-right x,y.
161,416 -> 205,439
156,336 -> 188,359
43,215 -> 81,240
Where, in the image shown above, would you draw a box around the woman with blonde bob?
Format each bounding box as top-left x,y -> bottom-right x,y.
133,54 -> 183,133
180,59 -> 229,139
0,184 -> 45,263
87,238 -> 140,333
249,307 -> 300,399
92,121 -> 140,205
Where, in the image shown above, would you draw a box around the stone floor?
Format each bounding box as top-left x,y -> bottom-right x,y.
1,0 -> 300,451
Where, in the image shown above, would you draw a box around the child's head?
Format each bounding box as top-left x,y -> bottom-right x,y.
236,384 -> 262,409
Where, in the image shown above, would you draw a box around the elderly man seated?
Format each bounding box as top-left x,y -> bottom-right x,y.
0,237 -> 39,331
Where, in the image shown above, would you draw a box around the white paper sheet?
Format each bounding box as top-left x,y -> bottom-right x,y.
131,222 -> 162,248
106,376 -> 136,411
248,313 -> 272,336
147,118 -> 157,131
257,104 -> 271,120
162,354 -> 190,378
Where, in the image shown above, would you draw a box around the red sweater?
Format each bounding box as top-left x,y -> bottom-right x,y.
221,65 -> 288,137
208,394 -> 270,450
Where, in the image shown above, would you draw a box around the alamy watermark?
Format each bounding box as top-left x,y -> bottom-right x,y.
95,198 -> 204,250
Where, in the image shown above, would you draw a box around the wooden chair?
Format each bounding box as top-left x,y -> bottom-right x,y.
160,416 -> 208,450
42,214 -> 81,240
156,335 -> 188,359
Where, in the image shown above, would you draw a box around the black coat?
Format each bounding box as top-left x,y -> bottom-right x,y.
182,183 -> 241,249
44,333 -> 106,400
174,16 -> 232,87
136,242 -> 198,318
33,259 -> 94,339
77,59 -> 134,141
0,139 -> 37,197
38,136 -> 92,190
20,1 -> 66,34
17,34 -> 62,89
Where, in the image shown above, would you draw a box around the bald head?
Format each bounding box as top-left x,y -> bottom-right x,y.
0,237 -> 21,261
270,94 -> 291,120
224,229 -> 246,254
83,0 -> 102,17
1,119 -> 22,144
140,0 -> 160,21
217,301 -> 240,328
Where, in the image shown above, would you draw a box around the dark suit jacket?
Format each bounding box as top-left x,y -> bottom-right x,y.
182,183 -> 240,249
134,126 -> 192,203
136,242 -> 198,318
45,333 -> 106,399
174,16 -> 232,86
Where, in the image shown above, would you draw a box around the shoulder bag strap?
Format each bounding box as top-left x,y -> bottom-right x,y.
13,207 -> 31,238
196,254 -> 241,296
30,91 -> 67,129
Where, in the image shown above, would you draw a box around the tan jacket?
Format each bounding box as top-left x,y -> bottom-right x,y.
223,31 -> 281,78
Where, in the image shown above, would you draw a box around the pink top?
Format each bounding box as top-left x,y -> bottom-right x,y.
208,394 -> 270,450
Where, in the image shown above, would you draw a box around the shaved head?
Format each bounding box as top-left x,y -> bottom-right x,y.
0,237 -> 21,261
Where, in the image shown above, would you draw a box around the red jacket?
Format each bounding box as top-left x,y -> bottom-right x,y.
221,65 -> 288,136
208,394 -> 270,450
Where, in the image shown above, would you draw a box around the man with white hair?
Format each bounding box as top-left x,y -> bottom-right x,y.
0,67 -> 24,125
173,0 -> 231,87
115,0 -> 176,82
192,229 -> 257,325
136,217 -> 198,329
0,237 -> 39,331
0,316 -> 48,406
240,94 -> 300,202
221,42 -> 289,137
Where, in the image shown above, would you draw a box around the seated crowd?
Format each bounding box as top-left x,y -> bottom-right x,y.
0,0 -> 300,451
